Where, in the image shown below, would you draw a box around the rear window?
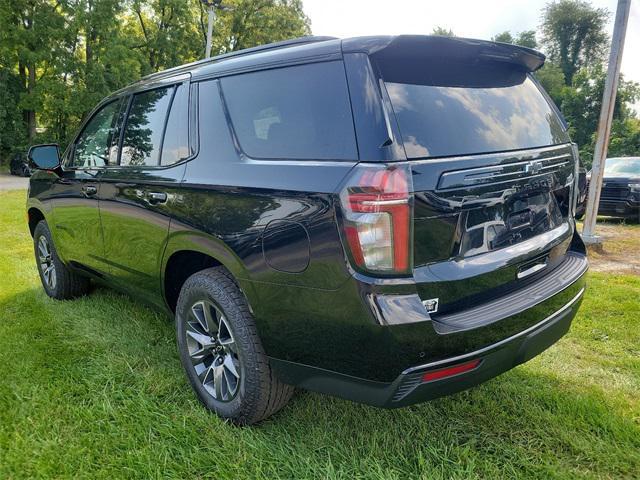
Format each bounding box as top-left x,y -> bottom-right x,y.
120,87 -> 174,167
220,61 -> 357,160
379,60 -> 569,159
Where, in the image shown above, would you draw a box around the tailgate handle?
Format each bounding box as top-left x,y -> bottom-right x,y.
517,261 -> 547,280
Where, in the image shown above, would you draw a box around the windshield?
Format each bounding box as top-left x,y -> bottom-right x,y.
604,157 -> 640,176
379,59 -> 569,159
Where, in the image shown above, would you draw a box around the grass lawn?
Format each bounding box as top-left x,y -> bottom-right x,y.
1,188 -> 639,479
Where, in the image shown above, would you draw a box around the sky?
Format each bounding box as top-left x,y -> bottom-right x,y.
303,0 -> 640,112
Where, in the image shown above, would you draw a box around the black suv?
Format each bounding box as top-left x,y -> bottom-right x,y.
588,157 -> 640,220
10,152 -> 31,177
26,36 -> 588,424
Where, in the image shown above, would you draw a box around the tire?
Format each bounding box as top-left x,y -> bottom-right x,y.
176,267 -> 294,425
33,220 -> 90,299
21,164 -> 30,177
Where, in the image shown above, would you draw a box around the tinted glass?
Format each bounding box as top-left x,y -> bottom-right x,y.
381,60 -> 568,159
604,157 -> 640,175
72,100 -> 122,168
161,83 -> 190,165
220,61 -> 357,160
121,87 -> 173,166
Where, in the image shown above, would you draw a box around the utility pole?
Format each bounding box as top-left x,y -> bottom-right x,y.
201,0 -> 232,59
205,4 -> 215,58
582,0 -> 632,244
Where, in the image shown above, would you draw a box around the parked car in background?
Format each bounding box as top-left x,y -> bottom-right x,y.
25,35 -> 588,425
9,153 -> 31,177
584,157 -> 640,221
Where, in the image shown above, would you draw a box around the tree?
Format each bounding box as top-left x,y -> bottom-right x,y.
431,26 -> 455,37
214,0 -> 310,53
0,0 -> 310,163
128,0 -> 201,73
535,62 -> 565,106
515,30 -> 538,49
0,68 -> 27,157
560,65 -> 639,166
608,118 -> 640,159
492,30 -> 537,49
540,0 -> 609,85
492,31 -> 514,44
0,0 -> 70,144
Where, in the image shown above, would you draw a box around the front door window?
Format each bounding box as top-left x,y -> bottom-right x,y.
71,100 -> 122,168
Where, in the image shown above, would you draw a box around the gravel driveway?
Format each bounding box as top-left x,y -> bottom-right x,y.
0,173 -> 29,191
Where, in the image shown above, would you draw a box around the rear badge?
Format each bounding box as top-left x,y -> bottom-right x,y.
524,160 -> 543,175
422,298 -> 439,314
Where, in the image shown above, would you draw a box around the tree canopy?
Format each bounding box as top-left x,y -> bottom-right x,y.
490,1 -> 638,167
540,0 -> 609,85
0,0 -> 310,159
1,0 -> 638,169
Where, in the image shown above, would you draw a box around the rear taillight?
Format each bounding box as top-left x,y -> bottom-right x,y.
338,164 -> 413,274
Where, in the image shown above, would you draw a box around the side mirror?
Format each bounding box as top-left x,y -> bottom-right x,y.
28,144 -> 61,170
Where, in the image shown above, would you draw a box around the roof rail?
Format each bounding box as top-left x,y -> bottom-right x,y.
141,35 -> 337,81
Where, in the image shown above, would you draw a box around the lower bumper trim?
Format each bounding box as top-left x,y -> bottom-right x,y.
270,285 -> 585,408
404,286 -> 585,374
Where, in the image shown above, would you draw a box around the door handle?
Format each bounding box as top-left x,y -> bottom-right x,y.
147,191 -> 167,204
82,185 -> 98,196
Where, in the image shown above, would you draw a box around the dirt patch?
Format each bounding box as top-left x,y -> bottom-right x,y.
581,220 -> 640,276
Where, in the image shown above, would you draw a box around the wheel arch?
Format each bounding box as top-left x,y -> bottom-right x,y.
161,232 -> 250,313
27,207 -> 46,237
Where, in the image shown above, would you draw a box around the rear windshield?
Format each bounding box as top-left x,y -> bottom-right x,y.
604,157 -> 640,175
379,59 -> 569,159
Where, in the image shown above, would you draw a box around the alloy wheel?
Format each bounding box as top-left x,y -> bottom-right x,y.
186,300 -> 241,402
37,236 -> 56,290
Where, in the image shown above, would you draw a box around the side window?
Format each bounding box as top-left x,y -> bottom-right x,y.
220,61 -> 357,160
120,86 -> 173,166
71,99 -> 122,168
161,83 -> 190,166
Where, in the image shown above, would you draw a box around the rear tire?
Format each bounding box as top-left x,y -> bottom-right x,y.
33,220 -> 90,299
175,267 -> 293,425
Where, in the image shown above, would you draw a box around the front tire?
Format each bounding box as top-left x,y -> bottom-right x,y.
176,267 -> 293,425
33,221 -> 90,299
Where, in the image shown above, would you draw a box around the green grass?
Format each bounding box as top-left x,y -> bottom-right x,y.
1,189 -> 639,479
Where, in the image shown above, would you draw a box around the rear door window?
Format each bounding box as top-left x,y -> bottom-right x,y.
161,83 -> 190,166
119,84 -> 190,167
220,61 -> 357,160
379,60 -> 569,159
120,87 -> 173,166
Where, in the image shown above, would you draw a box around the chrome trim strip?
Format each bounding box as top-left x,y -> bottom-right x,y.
410,144 -> 573,166
437,152 -> 573,190
402,286 -> 585,375
516,262 -> 547,279
360,199 -> 408,206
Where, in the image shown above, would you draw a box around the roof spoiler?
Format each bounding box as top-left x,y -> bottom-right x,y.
342,35 -> 546,72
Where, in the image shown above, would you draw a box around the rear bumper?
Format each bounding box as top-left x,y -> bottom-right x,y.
391,286 -> 584,406
271,285 -> 585,407
254,230 -> 587,392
